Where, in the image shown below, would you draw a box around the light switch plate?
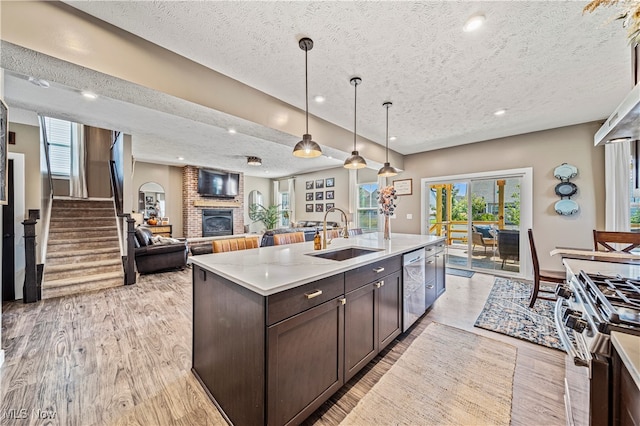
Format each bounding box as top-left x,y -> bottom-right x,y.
406,213 -> 413,219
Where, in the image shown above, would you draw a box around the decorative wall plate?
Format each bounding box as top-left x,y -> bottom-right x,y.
554,163 -> 578,180
555,199 -> 579,216
554,182 -> 578,197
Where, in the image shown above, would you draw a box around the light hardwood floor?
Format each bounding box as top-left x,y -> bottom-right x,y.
1,267 -> 565,425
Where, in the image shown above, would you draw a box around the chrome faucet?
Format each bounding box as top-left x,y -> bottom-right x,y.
322,207 -> 349,249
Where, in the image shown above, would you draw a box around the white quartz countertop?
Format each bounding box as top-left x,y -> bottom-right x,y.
611,331 -> 640,391
189,232 -> 444,296
563,258 -> 640,280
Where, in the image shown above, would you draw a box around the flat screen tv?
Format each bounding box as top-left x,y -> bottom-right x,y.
197,169 -> 239,198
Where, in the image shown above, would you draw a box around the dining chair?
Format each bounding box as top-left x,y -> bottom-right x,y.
528,229 -> 565,308
213,236 -> 260,253
273,232 -> 305,245
593,230 -> 640,252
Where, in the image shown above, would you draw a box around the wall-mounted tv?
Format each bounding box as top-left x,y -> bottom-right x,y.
197,169 -> 239,198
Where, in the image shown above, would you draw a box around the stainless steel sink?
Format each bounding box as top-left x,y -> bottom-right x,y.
307,247 -> 383,261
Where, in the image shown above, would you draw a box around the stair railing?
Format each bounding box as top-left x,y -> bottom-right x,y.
37,115 -> 55,265
109,143 -> 136,285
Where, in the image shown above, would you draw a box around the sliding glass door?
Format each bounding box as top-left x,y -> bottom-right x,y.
423,170 -> 529,277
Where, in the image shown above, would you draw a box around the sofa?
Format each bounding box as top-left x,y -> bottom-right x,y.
134,227 -> 189,274
260,222 -> 339,247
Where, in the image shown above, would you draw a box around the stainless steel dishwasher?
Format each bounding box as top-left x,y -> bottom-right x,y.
402,248 -> 426,332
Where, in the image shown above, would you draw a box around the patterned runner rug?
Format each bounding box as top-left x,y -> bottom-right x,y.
340,322 -> 516,426
474,277 -> 563,350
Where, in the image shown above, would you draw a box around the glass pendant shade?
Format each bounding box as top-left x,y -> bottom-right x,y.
293,134 -> 322,158
378,101 -> 398,177
344,77 -> 366,169
293,37 -> 322,158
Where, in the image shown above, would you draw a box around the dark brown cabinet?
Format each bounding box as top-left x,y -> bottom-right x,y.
612,346 -> 640,426
344,258 -> 402,382
267,297 -> 344,426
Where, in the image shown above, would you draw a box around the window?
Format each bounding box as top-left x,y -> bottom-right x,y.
43,117 -> 73,177
358,183 -> 378,232
279,192 -> 290,227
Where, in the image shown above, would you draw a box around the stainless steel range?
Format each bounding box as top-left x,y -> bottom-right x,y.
555,270 -> 640,426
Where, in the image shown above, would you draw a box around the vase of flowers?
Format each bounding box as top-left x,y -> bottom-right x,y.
378,185 -> 397,240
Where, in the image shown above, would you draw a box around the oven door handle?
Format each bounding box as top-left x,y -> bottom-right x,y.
554,298 -> 590,367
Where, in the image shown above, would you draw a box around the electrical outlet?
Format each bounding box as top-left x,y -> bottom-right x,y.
406,213 -> 413,220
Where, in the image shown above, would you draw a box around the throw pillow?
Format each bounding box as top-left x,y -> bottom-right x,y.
151,236 -> 181,245
474,225 -> 494,239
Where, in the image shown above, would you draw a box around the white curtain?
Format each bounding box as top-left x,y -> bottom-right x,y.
69,124 -> 88,199
288,177 -> 296,225
605,141 -> 631,231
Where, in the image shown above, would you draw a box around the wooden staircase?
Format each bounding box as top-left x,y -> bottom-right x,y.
43,198 -> 124,299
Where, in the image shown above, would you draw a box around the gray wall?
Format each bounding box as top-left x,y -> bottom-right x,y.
391,121 -> 605,270
244,175 -> 273,233
294,167 -> 350,223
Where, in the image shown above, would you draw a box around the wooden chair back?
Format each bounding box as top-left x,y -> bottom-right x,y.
528,229 -> 541,278
273,232 -> 305,246
213,236 -> 260,253
593,230 -> 640,252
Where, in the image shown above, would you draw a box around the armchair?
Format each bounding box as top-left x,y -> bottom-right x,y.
134,227 -> 188,274
471,225 -> 496,254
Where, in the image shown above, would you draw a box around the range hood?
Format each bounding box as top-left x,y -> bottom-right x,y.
594,81 -> 640,146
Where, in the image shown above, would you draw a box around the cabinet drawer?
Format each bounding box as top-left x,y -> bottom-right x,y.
425,255 -> 436,283
345,255 -> 401,293
267,274 -> 344,325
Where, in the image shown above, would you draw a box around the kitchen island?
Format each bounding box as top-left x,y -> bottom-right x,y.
189,232 -> 445,426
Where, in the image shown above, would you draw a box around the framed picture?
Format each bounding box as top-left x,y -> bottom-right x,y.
315,191 -> 324,200
306,181 -> 314,190
161,217 -> 170,225
325,190 -> 334,200
315,179 -> 324,189
393,178 -> 413,196
315,203 -> 324,212
326,177 -> 335,187
326,202 -> 335,211
306,192 -> 313,201
145,195 -> 154,203
306,204 -> 313,212
0,99 -> 7,205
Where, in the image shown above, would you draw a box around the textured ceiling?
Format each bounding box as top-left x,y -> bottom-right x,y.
2,1 -> 633,177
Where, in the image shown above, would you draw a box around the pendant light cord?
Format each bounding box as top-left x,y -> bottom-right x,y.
385,103 -> 390,163
353,81 -> 358,151
305,47 -> 309,134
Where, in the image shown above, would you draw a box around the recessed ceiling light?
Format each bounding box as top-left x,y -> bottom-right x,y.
28,76 -> 50,88
314,95 -> 325,103
463,14 -> 485,32
228,128 -> 236,134
494,109 -> 506,116
81,91 -> 97,99
389,136 -> 397,141
177,156 -> 184,161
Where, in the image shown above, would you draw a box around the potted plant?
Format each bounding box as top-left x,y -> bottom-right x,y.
249,203 -> 281,230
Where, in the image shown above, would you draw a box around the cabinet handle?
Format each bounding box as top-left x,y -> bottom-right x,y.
426,247 -> 434,251
339,298 -> 346,305
375,280 -> 384,288
426,285 -> 435,289
305,290 -> 323,299
426,260 -> 434,264
373,267 -> 385,273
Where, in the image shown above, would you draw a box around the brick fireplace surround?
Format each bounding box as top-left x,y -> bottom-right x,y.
182,165 -> 245,239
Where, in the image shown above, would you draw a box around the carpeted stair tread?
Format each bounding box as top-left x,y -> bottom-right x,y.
43,271 -> 124,289
45,259 -> 122,273
47,247 -> 120,259
50,218 -> 116,224
49,225 -> 117,233
47,235 -> 119,245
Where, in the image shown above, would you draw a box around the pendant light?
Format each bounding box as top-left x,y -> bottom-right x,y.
378,101 -> 399,177
292,37 -> 322,158
344,77 -> 367,169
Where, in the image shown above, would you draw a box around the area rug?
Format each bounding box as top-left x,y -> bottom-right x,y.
474,277 -> 563,350
446,267 -> 475,278
340,322 -> 516,426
